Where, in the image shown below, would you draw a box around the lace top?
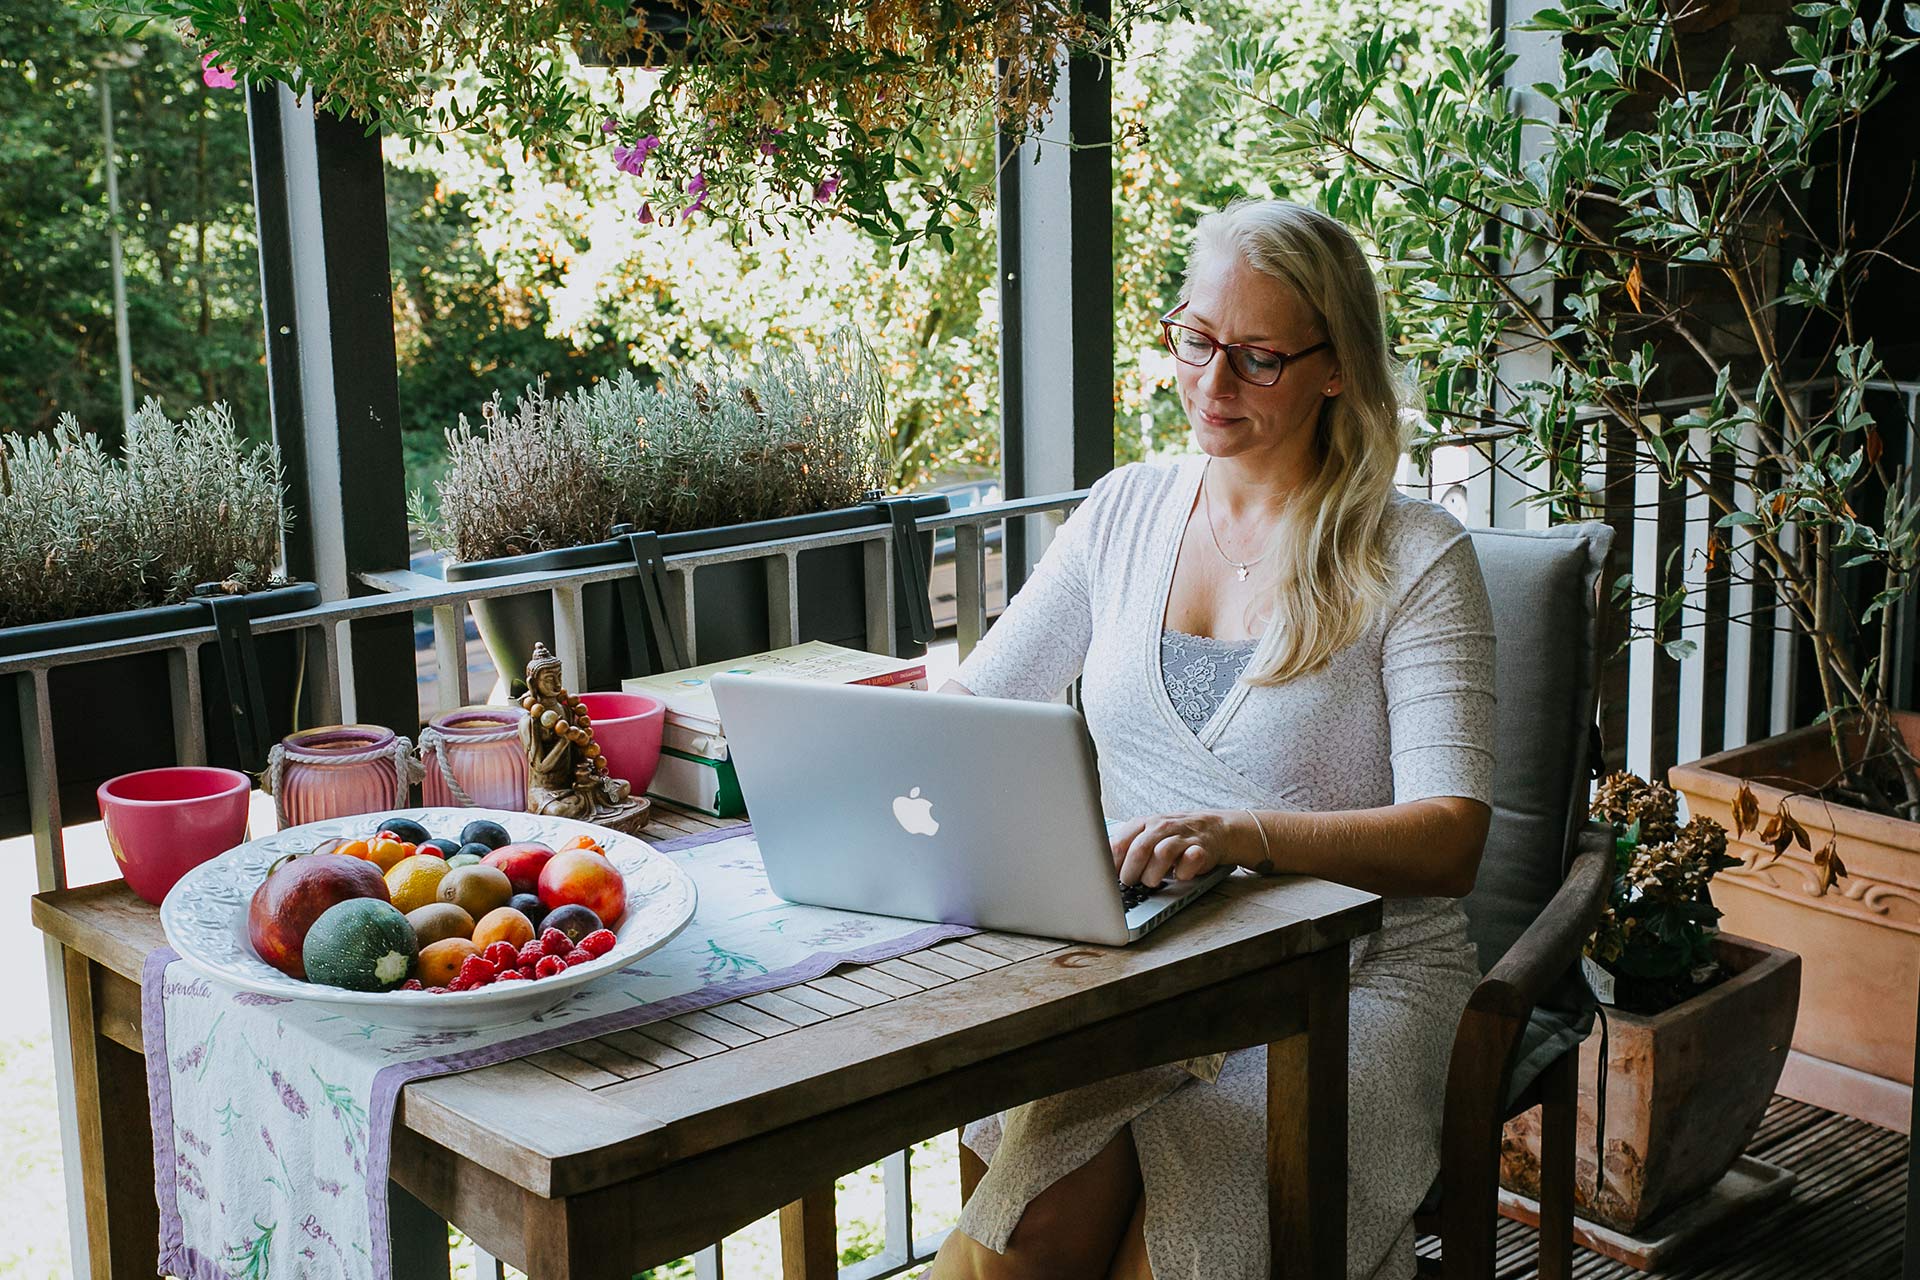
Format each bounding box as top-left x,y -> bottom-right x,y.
1160,630 -> 1259,734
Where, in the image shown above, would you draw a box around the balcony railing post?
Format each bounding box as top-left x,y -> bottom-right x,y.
864,536 -> 896,657
166,646 -> 208,766
553,585 -> 589,693
955,524 -> 987,660
431,604 -> 470,713
767,553 -> 801,651
1627,422 -> 1661,780
1677,424 -> 1710,764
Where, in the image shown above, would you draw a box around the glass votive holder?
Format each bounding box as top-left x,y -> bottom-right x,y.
264,725 -> 417,829
418,706 -> 529,811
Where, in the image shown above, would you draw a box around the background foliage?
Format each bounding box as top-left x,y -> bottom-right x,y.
6,0 -> 1480,495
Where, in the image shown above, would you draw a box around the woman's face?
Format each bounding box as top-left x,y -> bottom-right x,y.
1173,253 -> 1340,473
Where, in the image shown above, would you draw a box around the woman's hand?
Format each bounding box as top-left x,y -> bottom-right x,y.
1109,810 -> 1250,887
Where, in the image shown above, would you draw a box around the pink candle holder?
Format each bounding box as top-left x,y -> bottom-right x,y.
419,707 -> 529,811
264,725 -> 418,829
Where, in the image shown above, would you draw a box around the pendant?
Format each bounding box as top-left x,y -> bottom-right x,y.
1235,565 -> 1250,581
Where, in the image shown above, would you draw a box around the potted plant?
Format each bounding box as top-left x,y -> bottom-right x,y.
0,402 -> 318,834
115,0 -> 1161,245
1501,773 -> 1801,1238
423,329 -> 947,692
1233,0 -> 1920,1115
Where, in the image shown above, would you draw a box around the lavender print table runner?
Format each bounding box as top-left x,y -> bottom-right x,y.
142,826 -> 974,1280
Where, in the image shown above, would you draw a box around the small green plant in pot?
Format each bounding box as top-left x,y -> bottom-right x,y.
1585,772 -> 1740,1014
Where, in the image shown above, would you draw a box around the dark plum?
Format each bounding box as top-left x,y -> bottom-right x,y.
507,893 -> 549,929
543,904 -> 603,944
454,841 -> 494,861
420,837 -> 463,857
459,819 -> 512,851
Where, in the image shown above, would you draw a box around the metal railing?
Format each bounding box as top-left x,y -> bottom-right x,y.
13,488 -> 1085,1280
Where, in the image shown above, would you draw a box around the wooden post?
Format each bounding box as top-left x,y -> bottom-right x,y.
779,1184 -> 836,1280
61,950 -> 159,1280
1535,1047 -> 1577,1280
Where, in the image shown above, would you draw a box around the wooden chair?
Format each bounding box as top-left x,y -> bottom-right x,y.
1414,522 -> 1617,1279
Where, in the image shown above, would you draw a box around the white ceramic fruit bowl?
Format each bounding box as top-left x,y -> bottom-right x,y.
160,807 -> 697,1028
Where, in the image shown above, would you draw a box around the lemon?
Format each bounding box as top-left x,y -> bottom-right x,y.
386,854 -> 452,914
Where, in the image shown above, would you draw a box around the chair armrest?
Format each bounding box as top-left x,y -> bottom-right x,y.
1468,820 -> 1614,1023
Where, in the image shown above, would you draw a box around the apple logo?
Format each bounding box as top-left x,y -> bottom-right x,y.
892,786 -> 939,837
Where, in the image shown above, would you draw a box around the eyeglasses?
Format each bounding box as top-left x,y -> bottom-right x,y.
1158,302 -> 1332,388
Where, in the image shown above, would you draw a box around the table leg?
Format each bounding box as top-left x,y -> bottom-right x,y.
61,947 -> 159,1280
389,1180 -> 453,1280
1268,945 -> 1349,1280
779,1184 -> 837,1279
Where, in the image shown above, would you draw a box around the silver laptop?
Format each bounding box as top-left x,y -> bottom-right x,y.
709,673 -> 1229,946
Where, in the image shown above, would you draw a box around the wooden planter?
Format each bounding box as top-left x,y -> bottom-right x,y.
1500,935 -> 1800,1234
1670,713 -> 1920,1129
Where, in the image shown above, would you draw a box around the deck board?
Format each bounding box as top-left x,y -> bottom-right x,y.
1420,1096 -> 1908,1279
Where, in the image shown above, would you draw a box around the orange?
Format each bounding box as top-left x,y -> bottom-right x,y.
472,906 -> 535,951
386,854 -> 451,914
365,837 -> 414,873
558,833 -> 605,855
334,839 -> 371,863
416,938 -> 479,987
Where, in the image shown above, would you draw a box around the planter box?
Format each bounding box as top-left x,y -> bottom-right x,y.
0,583 -> 323,838
446,496 -> 950,695
1669,713 -> 1920,1117
1500,935 -> 1800,1234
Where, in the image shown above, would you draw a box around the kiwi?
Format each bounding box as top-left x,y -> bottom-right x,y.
407,902 -> 475,947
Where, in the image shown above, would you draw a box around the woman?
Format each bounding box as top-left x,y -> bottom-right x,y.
928,200 -> 1495,1280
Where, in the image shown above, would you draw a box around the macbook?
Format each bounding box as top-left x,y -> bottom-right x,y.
708,674 -> 1228,946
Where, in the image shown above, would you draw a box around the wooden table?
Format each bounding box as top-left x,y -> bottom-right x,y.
31,804 -> 1380,1280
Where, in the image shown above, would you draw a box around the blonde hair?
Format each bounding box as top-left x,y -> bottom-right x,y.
1179,199 -> 1405,685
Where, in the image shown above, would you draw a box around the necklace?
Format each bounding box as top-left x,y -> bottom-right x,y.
1202,459 -> 1273,582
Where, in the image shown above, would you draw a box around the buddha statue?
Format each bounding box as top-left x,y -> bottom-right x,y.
519,643 -> 650,834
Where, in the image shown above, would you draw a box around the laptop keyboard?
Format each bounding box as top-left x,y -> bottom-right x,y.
1118,878 -> 1164,911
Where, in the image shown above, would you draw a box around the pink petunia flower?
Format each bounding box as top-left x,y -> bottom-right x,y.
813,172 -> 842,203
601,118 -> 619,134
201,53 -> 238,90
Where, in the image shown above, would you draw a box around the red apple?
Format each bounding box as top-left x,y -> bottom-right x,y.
537,849 -> 626,927
481,842 -> 557,896
247,852 -> 390,980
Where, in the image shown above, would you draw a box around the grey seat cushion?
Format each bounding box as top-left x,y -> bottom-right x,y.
1462,525 -> 1612,988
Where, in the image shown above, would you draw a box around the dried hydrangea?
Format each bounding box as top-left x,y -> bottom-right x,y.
1591,770 -> 1679,843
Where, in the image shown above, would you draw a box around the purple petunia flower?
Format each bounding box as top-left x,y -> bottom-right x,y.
201,53 -> 237,90
637,202 -> 654,224
686,172 -> 709,214
602,118 -> 619,134
612,133 -> 663,177
814,172 -> 842,203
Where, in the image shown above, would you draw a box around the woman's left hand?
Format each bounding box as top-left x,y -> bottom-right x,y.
1109,810 -> 1242,887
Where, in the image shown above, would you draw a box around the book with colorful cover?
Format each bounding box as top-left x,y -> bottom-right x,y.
624,641 -> 927,815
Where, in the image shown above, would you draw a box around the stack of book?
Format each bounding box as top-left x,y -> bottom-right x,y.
621,640 -> 928,816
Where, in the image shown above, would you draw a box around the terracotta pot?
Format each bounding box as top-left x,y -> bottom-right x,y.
1669,713 -> 1920,1100
1500,934 -> 1799,1233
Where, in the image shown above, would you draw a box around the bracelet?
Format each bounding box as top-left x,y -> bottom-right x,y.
1244,808 -> 1273,869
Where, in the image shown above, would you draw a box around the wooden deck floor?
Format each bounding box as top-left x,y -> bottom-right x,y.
1417,1097 -> 1908,1279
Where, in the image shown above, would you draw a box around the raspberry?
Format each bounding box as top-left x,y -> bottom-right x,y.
483,941 -> 520,970
426,985 -> 450,994
517,940 -> 545,968
534,955 -> 566,979
399,978 -> 424,991
446,976 -> 471,992
579,929 -> 617,958
563,948 -> 594,967
493,969 -> 528,983
456,955 -> 498,988
518,965 -> 539,981
540,928 -> 571,957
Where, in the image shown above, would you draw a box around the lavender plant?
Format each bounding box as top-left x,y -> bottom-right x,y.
0,402 -> 286,630
422,329 -> 892,562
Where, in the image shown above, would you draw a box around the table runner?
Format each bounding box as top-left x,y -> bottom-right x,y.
142,826 -> 975,1280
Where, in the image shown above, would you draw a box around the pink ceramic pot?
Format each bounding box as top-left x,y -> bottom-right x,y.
576,692 -> 666,792
97,767 -> 252,905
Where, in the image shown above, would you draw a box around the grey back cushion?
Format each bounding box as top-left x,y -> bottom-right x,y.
1463,523 -> 1613,980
